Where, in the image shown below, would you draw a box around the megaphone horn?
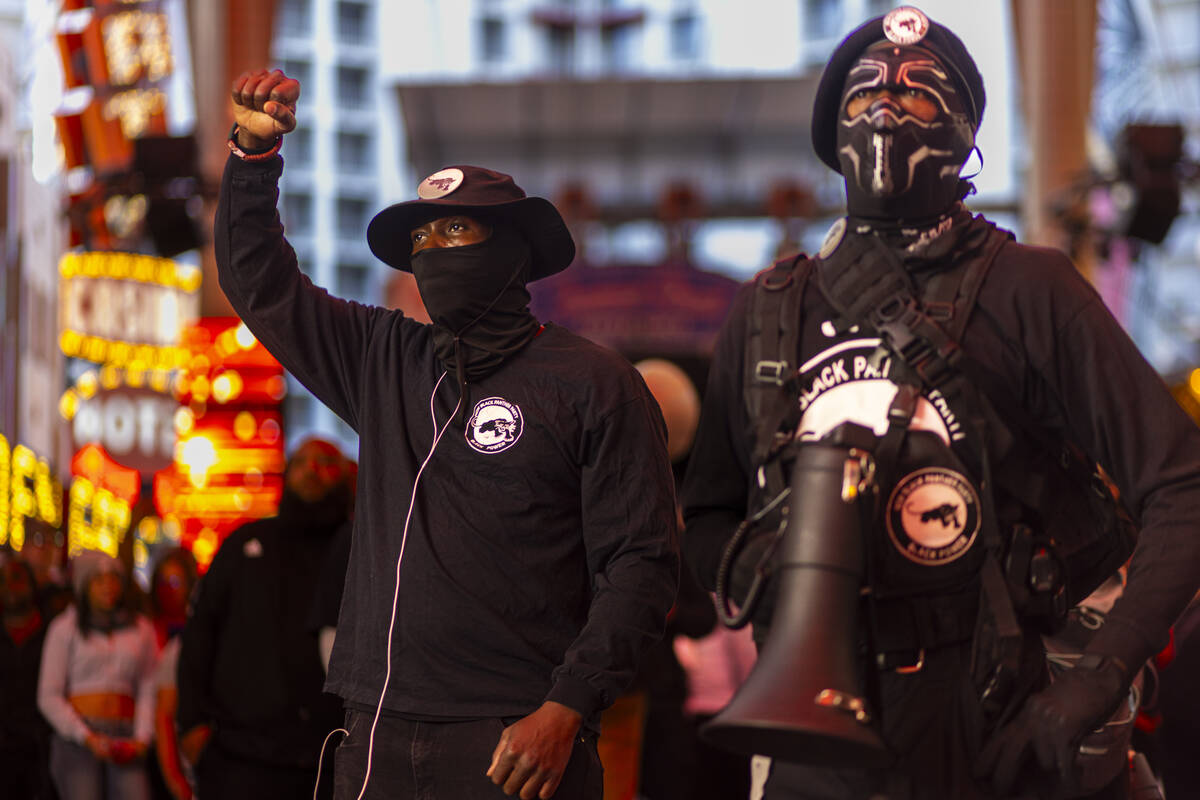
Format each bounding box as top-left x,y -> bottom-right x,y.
702,443 -> 890,768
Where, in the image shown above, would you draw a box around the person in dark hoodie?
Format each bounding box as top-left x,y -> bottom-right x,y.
176,437 -> 352,799
213,68 -> 678,800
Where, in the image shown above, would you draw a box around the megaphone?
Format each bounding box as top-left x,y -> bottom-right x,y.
702,443 -> 890,767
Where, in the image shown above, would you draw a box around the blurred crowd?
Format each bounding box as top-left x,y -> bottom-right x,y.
1,423 -> 766,800
7,427 -> 1200,799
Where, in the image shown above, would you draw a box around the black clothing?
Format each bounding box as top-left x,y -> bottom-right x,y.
681,219 -> 1200,797
195,743 -> 329,800
214,154 -> 679,732
0,617 -> 53,799
176,490 -> 346,770
332,711 -> 602,800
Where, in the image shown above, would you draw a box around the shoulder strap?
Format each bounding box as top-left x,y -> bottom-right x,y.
744,252 -> 812,469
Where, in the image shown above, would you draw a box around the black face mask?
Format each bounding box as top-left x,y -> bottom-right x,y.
836,43 -> 975,224
411,224 -> 541,401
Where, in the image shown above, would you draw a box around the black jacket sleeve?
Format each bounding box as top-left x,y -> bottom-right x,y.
214,154 -> 392,433
974,243 -> 1200,672
680,283 -> 757,590
547,387 -> 681,718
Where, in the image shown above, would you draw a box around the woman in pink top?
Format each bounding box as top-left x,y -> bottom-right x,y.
38,551 -> 158,800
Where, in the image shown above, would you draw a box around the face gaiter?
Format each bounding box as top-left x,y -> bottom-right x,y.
836,41 -> 975,225
411,224 -> 541,418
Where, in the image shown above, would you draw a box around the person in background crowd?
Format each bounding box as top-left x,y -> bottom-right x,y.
176,437 -> 352,800
147,548 -> 200,800
38,550 -> 158,800
0,551 -> 55,799
26,518 -> 73,619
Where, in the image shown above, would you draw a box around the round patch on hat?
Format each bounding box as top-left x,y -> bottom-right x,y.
818,217 -> 847,260
417,167 -> 465,199
882,6 -> 929,46
886,466 -> 980,565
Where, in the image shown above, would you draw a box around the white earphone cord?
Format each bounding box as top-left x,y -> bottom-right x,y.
313,372 -> 460,800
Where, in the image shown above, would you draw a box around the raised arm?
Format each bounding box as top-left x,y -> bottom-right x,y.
215,69 -> 396,432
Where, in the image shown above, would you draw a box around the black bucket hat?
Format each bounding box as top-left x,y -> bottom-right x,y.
367,165 -> 576,280
811,5 -> 986,174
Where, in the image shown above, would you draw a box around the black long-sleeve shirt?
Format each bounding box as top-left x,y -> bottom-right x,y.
682,227 -> 1200,675
214,154 -> 679,730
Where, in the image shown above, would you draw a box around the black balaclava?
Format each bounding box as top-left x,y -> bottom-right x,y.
411,223 -> 541,417
836,40 -> 975,226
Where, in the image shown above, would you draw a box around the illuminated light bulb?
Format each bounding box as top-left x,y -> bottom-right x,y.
98,530 -> 116,556
235,323 -> 257,349
178,436 -> 218,488
173,407 -> 195,436
178,266 -> 201,293
233,411 -> 257,442
133,539 -> 148,567
149,369 -> 169,393
244,467 -> 264,488
189,354 -> 211,374
59,391 -> 79,421
1190,368 -> 1200,397
191,376 -> 211,402
138,516 -> 159,544
60,330 -> 82,355
163,515 -> 181,542
125,367 -> 144,388
77,371 -> 98,398
109,342 -> 132,366
233,489 -> 250,511
212,372 -> 243,404
156,261 -> 175,286
259,418 -> 281,445
215,329 -> 238,358
100,364 -> 121,389
266,375 -> 286,401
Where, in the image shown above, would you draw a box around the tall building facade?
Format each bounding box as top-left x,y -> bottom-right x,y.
270,0 -> 406,453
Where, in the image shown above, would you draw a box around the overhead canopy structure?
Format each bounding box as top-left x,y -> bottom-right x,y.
395,76 -> 828,222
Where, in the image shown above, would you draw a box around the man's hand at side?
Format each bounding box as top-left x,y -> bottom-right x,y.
487,701 -> 582,800
230,69 -> 300,150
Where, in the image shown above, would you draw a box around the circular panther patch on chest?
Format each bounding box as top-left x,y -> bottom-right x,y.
885,466 -> 980,565
465,397 -> 524,454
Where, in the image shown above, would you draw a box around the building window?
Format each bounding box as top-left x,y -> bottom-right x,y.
337,197 -> 371,239
282,192 -> 313,230
277,58 -> 311,88
337,66 -> 371,109
601,24 -> 638,72
670,12 -> 699,60
337,262 -> 371,301
337,1 -> 371,43
283,128 -> 313,165
867,0 -> 895,18
544,26 -> 576,74
278,0 -> 312,37
480,17 -> 506,62
804,0 -> 841,41
337,131 -> 372,171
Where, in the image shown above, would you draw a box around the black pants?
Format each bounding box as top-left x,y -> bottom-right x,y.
333,710 -> 602,800
195,744 -> 329,800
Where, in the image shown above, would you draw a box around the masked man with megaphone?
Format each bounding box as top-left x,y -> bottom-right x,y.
681,6 -> 1200,798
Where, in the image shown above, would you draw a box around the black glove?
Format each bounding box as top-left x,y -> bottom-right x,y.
977,654 -> 1130,796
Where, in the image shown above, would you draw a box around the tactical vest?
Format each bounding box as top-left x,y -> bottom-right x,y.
730,218 -> 1137,687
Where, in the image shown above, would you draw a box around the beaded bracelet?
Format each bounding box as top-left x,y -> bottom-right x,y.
227,124 -> 282,162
